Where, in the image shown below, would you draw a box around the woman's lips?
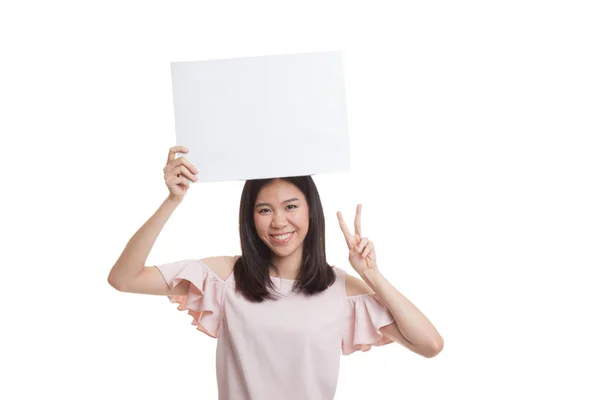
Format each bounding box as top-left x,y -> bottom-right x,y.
269,231 -> 295,244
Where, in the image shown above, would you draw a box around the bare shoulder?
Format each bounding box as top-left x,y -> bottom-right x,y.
200,255 -> 239,281
344,272 -> 375,297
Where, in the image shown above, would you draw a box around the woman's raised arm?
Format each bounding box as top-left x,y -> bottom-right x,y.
107,146 -> 198,295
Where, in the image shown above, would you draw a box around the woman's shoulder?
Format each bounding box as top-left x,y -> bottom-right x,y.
200,255 -> 239,281
343,270 -> 375,297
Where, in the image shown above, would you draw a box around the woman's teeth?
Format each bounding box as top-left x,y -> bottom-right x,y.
270,232 -> 294,243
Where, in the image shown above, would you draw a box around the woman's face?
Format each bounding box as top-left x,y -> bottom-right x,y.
253,179 -> 310,258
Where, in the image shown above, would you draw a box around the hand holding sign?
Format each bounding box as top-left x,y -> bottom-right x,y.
163,146 -> 199,200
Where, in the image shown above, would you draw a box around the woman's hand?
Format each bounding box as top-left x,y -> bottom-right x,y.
163,146 -> 198,200
336,204 -> 379,276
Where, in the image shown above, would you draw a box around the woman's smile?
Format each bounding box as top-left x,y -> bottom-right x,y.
269,231 -> 295,244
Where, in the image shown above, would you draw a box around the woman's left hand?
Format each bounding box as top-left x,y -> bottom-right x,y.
337,204 -> 379,276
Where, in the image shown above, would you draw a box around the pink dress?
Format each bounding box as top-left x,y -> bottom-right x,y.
156,258 -> 395,400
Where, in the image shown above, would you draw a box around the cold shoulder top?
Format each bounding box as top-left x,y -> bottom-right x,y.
156,258 -> 395,400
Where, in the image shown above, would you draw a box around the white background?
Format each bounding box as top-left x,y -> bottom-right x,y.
1,1 -> 599,399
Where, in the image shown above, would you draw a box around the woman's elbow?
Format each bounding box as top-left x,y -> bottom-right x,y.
425,338 -> 444,358
107,274 -> 125,291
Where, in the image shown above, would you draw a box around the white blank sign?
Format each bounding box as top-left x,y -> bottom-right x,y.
170,51 -> 350,182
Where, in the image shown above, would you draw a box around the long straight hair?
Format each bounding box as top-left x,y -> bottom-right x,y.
234,175 -> 336,302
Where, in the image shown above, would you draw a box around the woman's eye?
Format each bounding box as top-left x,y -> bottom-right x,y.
258,205 -> 297,214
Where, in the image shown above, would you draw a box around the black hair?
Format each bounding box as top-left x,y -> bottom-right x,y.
233,175 -> 336,302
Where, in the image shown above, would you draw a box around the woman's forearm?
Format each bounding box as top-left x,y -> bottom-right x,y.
361,269 -> 444,352
107,195 -> 183,287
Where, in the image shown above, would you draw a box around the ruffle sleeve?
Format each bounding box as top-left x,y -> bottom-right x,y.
155,259 -> 225,339
342,293 -> 396,355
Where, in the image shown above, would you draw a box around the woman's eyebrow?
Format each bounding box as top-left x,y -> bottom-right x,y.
255,198 -> 299,208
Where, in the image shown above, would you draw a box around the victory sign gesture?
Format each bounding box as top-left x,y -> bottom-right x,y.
337,204 -> 379,276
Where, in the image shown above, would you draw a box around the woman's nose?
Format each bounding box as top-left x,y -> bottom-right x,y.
270,213 -> 287,228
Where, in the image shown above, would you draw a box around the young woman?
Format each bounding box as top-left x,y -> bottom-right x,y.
108,146 -> 443,400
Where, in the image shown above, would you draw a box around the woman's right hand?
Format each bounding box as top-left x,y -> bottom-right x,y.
163,146 -> 198,200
